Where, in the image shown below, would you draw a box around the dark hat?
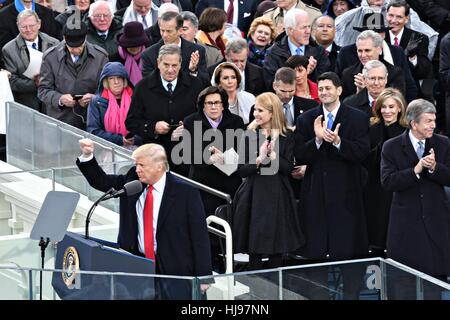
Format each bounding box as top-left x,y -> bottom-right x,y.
63,22 -> 88,47
117,21 -> 149,48
353,12 -> 391,32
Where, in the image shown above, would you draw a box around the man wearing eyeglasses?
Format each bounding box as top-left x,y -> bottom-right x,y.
343,60 -> 388,118
0,0 -> 61,69
86,0 -> 123,62
2,10 -> 59,112
38,22 -> 108,130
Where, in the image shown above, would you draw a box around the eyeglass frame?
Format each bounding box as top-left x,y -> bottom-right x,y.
92,13 -> 112,20
204,101 -> 223,107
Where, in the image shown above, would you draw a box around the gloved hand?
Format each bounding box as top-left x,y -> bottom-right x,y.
404,34 -> 425,58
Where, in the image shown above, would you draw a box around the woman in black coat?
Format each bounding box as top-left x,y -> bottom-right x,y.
183,86 -> 245,216
232,92 -> 305,270
363,88 -> 407,257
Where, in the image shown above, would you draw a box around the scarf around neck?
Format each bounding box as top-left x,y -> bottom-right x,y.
102,86 -> 133,136
15,0 -> 34,12
118,46 -> 144,86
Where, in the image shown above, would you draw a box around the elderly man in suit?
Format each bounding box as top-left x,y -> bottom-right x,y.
2,9 -> 59,112
195,0 -> 257,34
381,99 -> 450,293
77,139 -> 212,299
343,60 -> 388,118
141,11 -> 208,84
126,44 -> 204,175
263,8 -> 331,90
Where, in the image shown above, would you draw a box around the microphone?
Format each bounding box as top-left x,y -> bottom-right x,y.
266,135 -> 272,157
85,180 -> 143,239
102,180 -> 143,201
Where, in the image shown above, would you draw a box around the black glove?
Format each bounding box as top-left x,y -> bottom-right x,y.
404,34 -> 425,58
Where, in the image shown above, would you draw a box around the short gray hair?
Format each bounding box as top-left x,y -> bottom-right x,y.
356,30 -> 383,48
225,38 -> 248,56
158,43 -> 182,61
405,99 -> 436,128
284,8 -> 309,29
89,0 -> 113,17
180,11 -> 198,29
362,60 -> 388,78
17,9 -> 40,25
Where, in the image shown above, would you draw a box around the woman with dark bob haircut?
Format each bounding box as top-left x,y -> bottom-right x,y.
285,55 -> 320,103
196,8 -> 228,58
183,86 -> 245,271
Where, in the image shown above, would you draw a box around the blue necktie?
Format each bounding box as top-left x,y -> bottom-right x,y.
283,103 -> 294,126
31,43 -> 37,50
167,82 -> 173,95
296,47 -> 303,56
99,32 -> 107,41
73,55 -> 80,63
142,15 -> 148,29
327,113 -> 334,130
416,141 -> 424,158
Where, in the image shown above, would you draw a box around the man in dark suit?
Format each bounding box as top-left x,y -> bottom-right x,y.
294,72 -> 370,299
341,30 -> 411,101
141,11 -> 208,84
126,44 -> 204,174
381,99 -> 450,296
263,8 -> 331,90
386,0 -> 433,101
312,15 -> 341,72
343,60 -> 388,118
77,139 -> 212,299
208,38 -> 266,95
195,0 -> 257,34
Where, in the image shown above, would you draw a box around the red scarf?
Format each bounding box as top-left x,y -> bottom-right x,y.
205,32 -> 226,58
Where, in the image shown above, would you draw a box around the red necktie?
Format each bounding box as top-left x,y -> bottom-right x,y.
226,0 -> 234,24
371,100 -> 377,112
394,37 -> 399,46
143,185 -> 155,259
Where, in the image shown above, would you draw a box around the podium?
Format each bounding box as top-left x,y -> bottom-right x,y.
52,232 -> 155,300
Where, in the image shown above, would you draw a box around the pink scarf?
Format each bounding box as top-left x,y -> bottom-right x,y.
118,46 -> 144,86
103,87 -> 133,136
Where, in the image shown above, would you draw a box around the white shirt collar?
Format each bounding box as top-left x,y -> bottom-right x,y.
322,103 -> 340,120
390,28 -> 404,45
160,76 -> 178,92
151,172 -> 166,194
25,39 -> 38,48
408,130 -> 425,151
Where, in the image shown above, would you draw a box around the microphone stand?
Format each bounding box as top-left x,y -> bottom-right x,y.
38,236 -> 49,300
85,187 -> 115,239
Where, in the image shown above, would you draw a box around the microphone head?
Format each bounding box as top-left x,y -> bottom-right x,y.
267,135 -> 271,142
123,180 -> 143,196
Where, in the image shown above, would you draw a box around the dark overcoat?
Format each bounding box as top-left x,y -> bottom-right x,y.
381,130 -> 450,276
294,104 -> 370,260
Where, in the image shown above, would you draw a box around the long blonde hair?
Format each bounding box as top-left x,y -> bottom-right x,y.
247,92 -> 288,139
370,88 -> 408,127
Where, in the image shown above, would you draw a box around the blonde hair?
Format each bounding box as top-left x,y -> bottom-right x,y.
102,77 -> 128,90
248,92 -> 287,138
370,87 -> 408,127
132,143 -> 169,171
248,16 -> 276,42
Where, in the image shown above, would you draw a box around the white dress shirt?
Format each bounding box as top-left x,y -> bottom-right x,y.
136,173 -> 166,255
161,76 -> 178,92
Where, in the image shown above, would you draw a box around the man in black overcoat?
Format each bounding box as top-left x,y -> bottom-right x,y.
381,99 -> 450,297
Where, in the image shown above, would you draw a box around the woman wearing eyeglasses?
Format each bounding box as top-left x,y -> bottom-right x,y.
183,86 -> 245,272
232,92 -> 305,270
183,86 -> 245,215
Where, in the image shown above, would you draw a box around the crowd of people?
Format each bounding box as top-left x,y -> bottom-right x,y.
1,0 -> 450,296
